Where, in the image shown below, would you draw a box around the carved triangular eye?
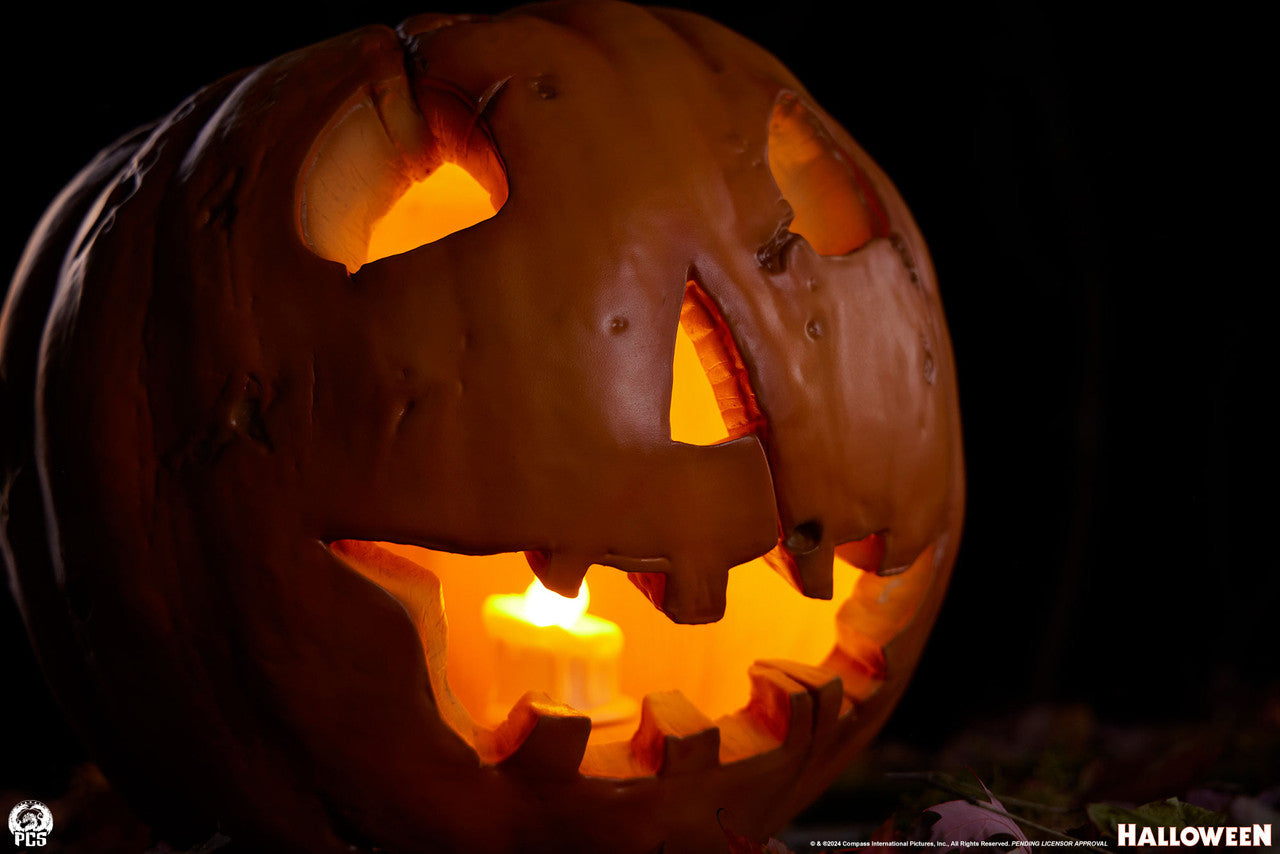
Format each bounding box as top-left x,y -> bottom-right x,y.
365,162 -> 498,265
300,82 -> 507,273
767,93 -> 886,255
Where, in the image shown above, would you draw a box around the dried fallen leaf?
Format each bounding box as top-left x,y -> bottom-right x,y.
718,809 -> 794,854
1087,797 -> 1226,840
925,779 -> 1030,853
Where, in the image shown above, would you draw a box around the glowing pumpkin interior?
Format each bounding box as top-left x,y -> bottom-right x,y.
305,89 -> 930,779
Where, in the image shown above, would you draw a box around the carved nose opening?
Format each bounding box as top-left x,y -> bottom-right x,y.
668,278 -> 765,446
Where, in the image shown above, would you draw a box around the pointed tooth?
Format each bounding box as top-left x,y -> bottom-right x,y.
631,690 -> 720,775
603,555 -> 671,615
655,561 -> 729,624
769,525 -> 836,600
620,556 -> 727,624
757,658 -> 847,734
625,568 -> 668,614
836,532 -> 886,574
761,519 -> 838,600
762,544 -> 803,591
788,540 -> 835,599
746,664 -> 813,750
524,550 -> 590,597
490,691 -> 590,779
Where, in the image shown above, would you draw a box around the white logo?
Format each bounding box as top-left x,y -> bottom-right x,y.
8,800 -> 53,848
1117,822 -> 1272,847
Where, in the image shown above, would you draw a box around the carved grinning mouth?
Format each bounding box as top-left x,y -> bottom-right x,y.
324,273 -> 934,778
327,534 -> 935,779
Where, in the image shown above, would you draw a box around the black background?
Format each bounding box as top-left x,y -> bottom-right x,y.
2,0 -> 1272,822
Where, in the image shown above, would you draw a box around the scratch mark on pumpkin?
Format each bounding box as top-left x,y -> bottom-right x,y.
394,398 -> 418,437
463,75 -> 513,145
889,233 -> 922,289
474,76 -> 512,117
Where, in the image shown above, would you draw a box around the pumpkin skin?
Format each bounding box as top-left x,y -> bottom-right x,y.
0,2 -> 963,851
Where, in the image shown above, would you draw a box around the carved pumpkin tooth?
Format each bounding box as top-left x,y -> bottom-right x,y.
612,553 -> 728,624
791,543 -> 836,600
775,534 -> 835,600
631,690 -> 720,776
484,691 -> 591,779
763,525 -> 837,600
524,550 -> 591,596
652,562 -> 730,625
755,659 -> 847,735
746,663 -> 813,750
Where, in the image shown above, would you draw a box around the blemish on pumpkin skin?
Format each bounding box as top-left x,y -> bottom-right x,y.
530,74 -> 560,99
395,399 -> 418,433
608,316 -> 629,335
783,520 -> 823,556
172,373 -> 275,466
198,167 -> 243,232
724,132 -> 748,156
921,339 -> 937,385
889,233 -> 921,288
229,374 -> 273,451
805,318 -> 824,341
474,76 -> 513,118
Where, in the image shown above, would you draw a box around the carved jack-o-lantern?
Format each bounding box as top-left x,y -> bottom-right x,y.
1,2 -> 963,851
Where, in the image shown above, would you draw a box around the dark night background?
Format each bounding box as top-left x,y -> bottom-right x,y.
2,1 -> 1272,847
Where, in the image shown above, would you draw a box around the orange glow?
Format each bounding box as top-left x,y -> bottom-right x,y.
377,544 -> 856,729
669,280 -> 764,445
516,577 -> 591,629
331,532 -> 938,775
670,323 -> 730,445
365,163 -> 497,264
300,87 -> 507,273
482,578 -> 634,727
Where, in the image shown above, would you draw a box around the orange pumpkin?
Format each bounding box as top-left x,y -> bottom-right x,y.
0,2 -> 963,850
